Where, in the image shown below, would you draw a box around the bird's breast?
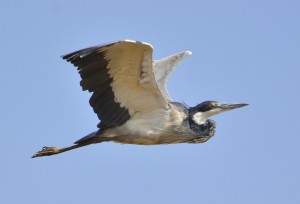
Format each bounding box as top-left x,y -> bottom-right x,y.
103,107 -> 193,145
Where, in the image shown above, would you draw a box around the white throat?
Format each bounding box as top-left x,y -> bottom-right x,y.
192,112 -> 208,125
192,109 -> 223,125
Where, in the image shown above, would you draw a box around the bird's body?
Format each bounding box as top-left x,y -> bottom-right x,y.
78,102 -> 214,146
32,40 -> 247,158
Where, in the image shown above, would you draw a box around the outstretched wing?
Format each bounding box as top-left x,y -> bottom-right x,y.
153,51 -> 192,101
62,40 -> 168,129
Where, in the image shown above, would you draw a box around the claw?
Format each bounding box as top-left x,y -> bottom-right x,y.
32,146 -> 61,158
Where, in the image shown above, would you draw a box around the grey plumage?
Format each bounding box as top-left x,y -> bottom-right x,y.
32,40 -> 248,158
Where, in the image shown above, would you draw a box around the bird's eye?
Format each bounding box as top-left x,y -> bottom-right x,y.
209,104 -> 215,109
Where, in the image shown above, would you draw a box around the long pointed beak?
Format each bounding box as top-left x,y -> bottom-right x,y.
219,103 -> 249,111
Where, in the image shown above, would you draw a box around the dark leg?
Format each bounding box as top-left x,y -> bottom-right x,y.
31,142 -> 93,158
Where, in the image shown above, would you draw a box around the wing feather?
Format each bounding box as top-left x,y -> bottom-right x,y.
153,51 -> 192,101
100,41 -> 167,112
62,40 -> 168,129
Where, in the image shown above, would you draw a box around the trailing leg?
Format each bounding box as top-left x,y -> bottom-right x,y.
31,142 -> 93,158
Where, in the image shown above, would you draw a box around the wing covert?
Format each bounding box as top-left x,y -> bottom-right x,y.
62,40 -> 168,129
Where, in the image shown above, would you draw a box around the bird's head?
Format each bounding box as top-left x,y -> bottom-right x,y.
189,101 -> 248,125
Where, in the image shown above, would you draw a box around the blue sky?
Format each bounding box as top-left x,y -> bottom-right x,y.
1,0 -> 299,203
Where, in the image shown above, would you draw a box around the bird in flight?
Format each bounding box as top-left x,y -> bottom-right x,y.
32,40 -> 248,158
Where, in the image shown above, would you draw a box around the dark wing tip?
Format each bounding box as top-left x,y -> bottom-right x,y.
61,41 -> 116,62
61,40 -> 135,129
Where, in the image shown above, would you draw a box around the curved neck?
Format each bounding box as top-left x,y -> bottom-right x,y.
188,119 -> 216,143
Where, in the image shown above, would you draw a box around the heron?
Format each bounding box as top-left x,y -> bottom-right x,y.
32,40 -> 248,158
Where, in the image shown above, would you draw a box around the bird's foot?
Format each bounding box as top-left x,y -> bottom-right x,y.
32,146 -> 61,158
